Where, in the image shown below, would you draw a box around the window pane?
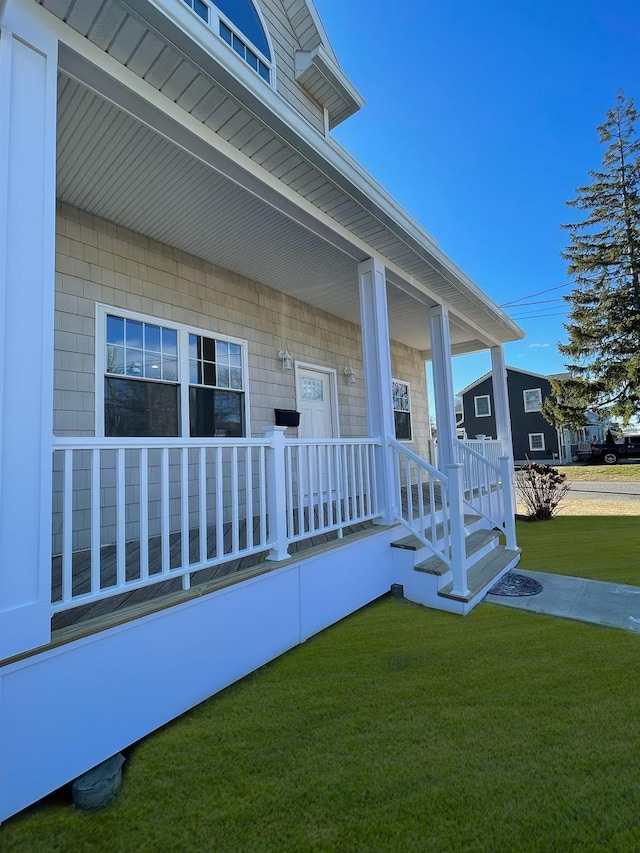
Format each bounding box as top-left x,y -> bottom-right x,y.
189,359 -> 201,384
194,0 -> 208,21
106,344 -> 124,375
125,320 -> 143,349
144,352 -> 162,380
202,337 -> 216,362
203,362 -> 216,386
392,381 -> 409,412
105,378 -> 179,437
302,378 -> 323,401
216,340 -> 229,363
258,61 -> 270,82
217,365 -> 230,388
229,343 -> 242,366
394,411 -> 411,441
230,367 -> 243,389
189,333 -> 199,360
246,48 -> 258,70
220,20 -> 233,45
233,33 -> 244,57
475,396 -> 490,416
189,388 -> 244,437
144,324 -> 161,352
162,327 -> 177,356
162,356 -> 178,382
106,315 -> 124,346
125,349 -> 144,376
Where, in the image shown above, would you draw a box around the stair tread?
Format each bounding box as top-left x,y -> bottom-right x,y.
414,528 -> 500,575
391,514 -> 482,551
438,546 -> 521,602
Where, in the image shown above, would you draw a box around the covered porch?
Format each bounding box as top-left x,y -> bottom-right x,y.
1,0 -> 523,663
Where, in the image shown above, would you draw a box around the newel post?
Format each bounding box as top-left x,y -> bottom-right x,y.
499,456 -> 518,550
446,463 -> 469,598
264,426 -> 290,561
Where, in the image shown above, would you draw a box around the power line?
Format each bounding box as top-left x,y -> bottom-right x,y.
505,297 -> 565,307
501,282 -> 572,308
510,310 -> 568,320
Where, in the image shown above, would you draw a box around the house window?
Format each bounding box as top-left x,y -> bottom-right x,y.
182,0 -> 272,83
392,380 -> 412,441
523,388 -> 543,412
99,307 -> 247,438
474,395 -> 491,417
529,433 -> 545,451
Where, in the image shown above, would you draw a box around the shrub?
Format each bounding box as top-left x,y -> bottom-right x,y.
516,462 -> 569,520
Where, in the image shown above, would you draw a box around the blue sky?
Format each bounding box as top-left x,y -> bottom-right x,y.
314,0 -> 640,394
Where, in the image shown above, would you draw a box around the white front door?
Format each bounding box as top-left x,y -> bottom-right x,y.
296,366 -> 337,505
297,366 -> 335,440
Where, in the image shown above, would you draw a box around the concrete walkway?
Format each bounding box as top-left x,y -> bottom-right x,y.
485,570 -> 640,633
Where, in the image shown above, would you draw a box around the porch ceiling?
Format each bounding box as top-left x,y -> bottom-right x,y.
56,73 -> 481,354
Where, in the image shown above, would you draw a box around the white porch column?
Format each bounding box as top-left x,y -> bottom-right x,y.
358,257 -> 396,525
429,306 -> 457,470
0,3 -> 57,658
491,345 -> 517,545
490,345 -> 514,458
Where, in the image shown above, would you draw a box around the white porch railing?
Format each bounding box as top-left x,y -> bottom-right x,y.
284,439 -> 380,542
51,435 -> 381,612
462,438 -> 505,468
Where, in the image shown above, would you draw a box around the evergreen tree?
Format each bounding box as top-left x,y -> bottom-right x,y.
543,92 -> 640,429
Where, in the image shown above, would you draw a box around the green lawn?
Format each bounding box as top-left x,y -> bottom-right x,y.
4,525 -> 640,852
561,463 -> 640,482
517,516 -> 640,585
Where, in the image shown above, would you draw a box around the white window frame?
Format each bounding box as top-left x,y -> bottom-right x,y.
528,433 -> 546,451
474,394 -> 491,418
523,388 -> 543,413
392,378 -> 413,442
181,0 -> 275,86
95,304 -> 250,438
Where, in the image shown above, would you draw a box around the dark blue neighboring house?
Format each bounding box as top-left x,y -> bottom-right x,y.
458,367 -> 561,463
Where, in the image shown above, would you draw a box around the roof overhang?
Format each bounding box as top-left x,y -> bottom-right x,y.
295,45 -> 364,128
33,0 -> 524,356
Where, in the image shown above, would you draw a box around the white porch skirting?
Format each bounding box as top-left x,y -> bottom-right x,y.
0,524 -> 398,823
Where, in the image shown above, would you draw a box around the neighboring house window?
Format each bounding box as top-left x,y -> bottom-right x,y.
474,395 -> 491,417
529,433 -> 545,451
392,380 -> 412,441
182,0 -> 272,83
523,388 -> 543,412
99,307 -> 247,438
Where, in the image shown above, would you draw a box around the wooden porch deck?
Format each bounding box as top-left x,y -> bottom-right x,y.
50,481 -> 446,635
51,511 -> 375,633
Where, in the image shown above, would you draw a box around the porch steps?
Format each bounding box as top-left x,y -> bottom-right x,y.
414,528 -> 500,576
438,546 -> 521,603
390,511 -> 520,616
389,514 -> 481,552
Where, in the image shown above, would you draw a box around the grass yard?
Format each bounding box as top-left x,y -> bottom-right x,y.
561,463 -> 640,482
517,516 -> 640,586
4,544 -> 640,851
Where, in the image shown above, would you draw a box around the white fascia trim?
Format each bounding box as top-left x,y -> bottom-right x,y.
457,364 -> 554,397
300,0 -> 338,63
457,371 -> 492,397
118,1 -> 523,343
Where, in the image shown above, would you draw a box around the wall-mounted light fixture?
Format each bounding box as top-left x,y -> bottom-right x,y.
343,367 -> 357,385
278,349 -> 293,371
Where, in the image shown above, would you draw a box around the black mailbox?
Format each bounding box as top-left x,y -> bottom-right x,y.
274,409 -> 301,427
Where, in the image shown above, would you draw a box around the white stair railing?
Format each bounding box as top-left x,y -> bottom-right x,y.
455,440 -> 517,547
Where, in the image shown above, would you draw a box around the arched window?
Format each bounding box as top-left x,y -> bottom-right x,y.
182,0 -> 272,83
